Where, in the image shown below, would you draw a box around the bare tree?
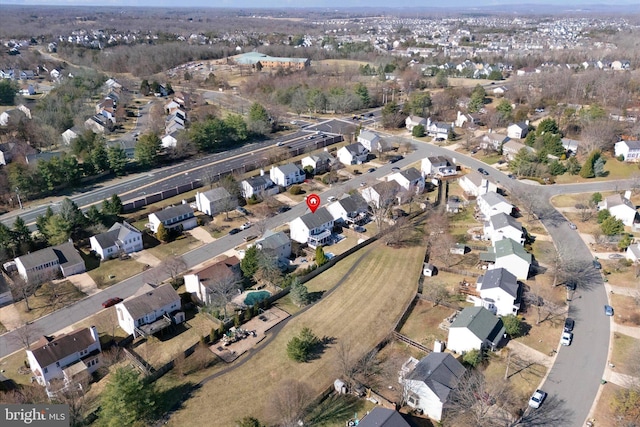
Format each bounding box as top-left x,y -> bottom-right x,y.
430,233 -> 458,268
423,280 -> 450,306
207,269 -> 242,319
266,379 -> 313,427
335,340 -> 358,389
53,375 -> 91,427
162,255 -> 187,288
579,118 -> 619,154
365,182 -> 399,233
9,275 -> 36,312
11,321 -> 43,350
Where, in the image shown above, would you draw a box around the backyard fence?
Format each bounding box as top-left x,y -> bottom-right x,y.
392,331 -> 430,354
437,265 -> 481,278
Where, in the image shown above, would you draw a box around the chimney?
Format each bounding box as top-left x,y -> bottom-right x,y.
260,169 -> 264,176
525,120 -> 530,126
90,325 -> 100,343
624,190 -> 632,200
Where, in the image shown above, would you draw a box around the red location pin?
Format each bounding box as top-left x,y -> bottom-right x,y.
306,194 -> 320,213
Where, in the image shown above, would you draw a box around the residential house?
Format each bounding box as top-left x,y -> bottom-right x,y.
455,111 -> 482,128
104,78 -> 122,91
477,192 -> 514,219
561,138 -> 580,156
254,231 -> 292,267
195,187 -> 237,217
15,242 -> 86,284
25,151 -> 64,165
507,121 -> 530,139
61,128 -> 80,146
184,257 -> 241,305
161,131 -> 179,149
625,243 -> 640,263
336,143 -> 369,166
480,238 -> 532,280
148,204 -> 197,233
458,171 -> 497,198
19,70 -> 35,80
361,180 -> 402,208
241,173 -> 276,199
115,284 -> 182,338
447,306 -> 506,353
26,326 -> 101,396
269,163 -> 305,187
96,98 -> 115,115
84,115 -> 108,134
165,118 -> 185,135
89,222 -> 143,260
301,151 -> 334,174
19,84 -> 35,96
598,192 -> 638,226
358,407 -> 411,427
481,132 -> 510,151
164,100 -> 181,115
502,140 -> 534,161
172,91 -> 191,110
405,115 -> 428,132
387,167 -> 425,194
492,86 -> 509,95
422,156 -> 457,177
615,140 -> 640,162
326,194 -> 369,225
289,207 -> 334,247
357,130 -> 383,152
426,118 -> 453,140
483,212 -> 524,244
399,353 -> 466,422
0,273 -> 13,306
475,268 -> 520,316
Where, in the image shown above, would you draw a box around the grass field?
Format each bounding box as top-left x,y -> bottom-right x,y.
87,257 -> 148,288
483,351 -> 547,401
15,281 -> 86,324
399,300 -> 455,350
167,240 -> 425,426
611,294 -> 640,326
146,234 -> 202,259
610,332 -> 639,376
591,382 -> 624,427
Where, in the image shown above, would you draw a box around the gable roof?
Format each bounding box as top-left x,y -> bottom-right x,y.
273,163 -> 302,175
493,238 -> 531,262
477,268 -> 519,298
342,143 -> 368,155
397,167 -> 422,182
450,306 -> 506,342
620,140 -> 640,150
372,180 -> 402,196
256,230 -> 290,251
120,284 -> 180,320
307,151 -> 334,163
29,327 -> 97,368
190,256 -> 240,288
462,170 -> 484,187
298,207 -> 334,229
604,193 -> 635,210
479,192 -> 511,208
405,352 -> 465,403
358,407 -> 410,427
201,187 -> 232,202
16,247 -> 58,270
488,212 -> 521,232
244,175 -> 272,189
358,130 -> 380,142
93,222 -> 141,249
152,204 -> 194,222
335,193 -> 368,213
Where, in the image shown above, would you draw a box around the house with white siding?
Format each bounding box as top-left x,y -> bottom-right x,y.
405,115 -> 428,132
447,306 -> 506,354
90,222 -> 143,260
507,121 -> 529,139
598,192 -> 638,226
195,187 -> 237,217
241,173 -> 276,199
615,140 -> 640,162
115,284 -> 182,338
148,204 -> 197,233
483,212 -> 524,244
15,242 -> 86,284
270,163 -> 305,187
357,130 -> 383,152
301,152 -> 334,174
289,207 -> 334,248
336,143 -> 369,166
480,238 -> 532,280
475,268 -> 520,316
421,156 -> 457,177
477,192 -> 514,219
184,257 -> 241,305
254,231 -> 292,267
387,167 -> 425,194
458,171 -> 497,198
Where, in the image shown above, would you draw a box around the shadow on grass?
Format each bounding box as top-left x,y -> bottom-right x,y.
308,290 -> 325,303
304,393 -> 365,426
154,381 -> 200,419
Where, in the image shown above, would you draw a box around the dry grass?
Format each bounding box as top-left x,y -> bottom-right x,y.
15,281 -> 86,324
0,351 -> 31,386
530,240 -> 557,267
515,310 -> 565,355
146,234 -> 202,258
591,382 -> 625,427
483,351 -> 547,401
166,240 -> 425,427
87,257 -> 148,289
611,294 -> 640,326
610,332 -> 640,376
550,192 -> 614,209
602,259 -> 640,288
399,300 -> 455,350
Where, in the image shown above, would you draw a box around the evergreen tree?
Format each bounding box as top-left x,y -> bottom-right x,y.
98,366 -> 157,427
109,194 -> 123,215
601,216 -> 624,236
412,124 -> 425,137
107,146 -> 128,176
580,150 -> 600,179
12,216 -> 32,249
135,133 -> 161,168
566,156 -> 581,175
156,223 -> 169,242
354,83 -> 371,107
240,245 -> 260,279
289,278 -> 310,307
315,246 -> 328,266
594,157 -> 606,177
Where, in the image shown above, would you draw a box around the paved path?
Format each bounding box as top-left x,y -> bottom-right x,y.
186,227 -> 215,244
0,304 -> 23,331
603,370 -> 637,388
66,273 -> 99,297
131,250 -> 162,267
612,323 -> 640,340
507,340 -> 554,368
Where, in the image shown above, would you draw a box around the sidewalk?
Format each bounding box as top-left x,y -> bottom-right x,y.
506,340 -> 554,368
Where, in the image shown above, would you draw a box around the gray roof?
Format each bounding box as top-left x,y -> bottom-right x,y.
426,155 -> 450,165
299,207 -> 334,229
201,187 -> 232,202
462,170 -> 484,186
406,353 -> 466,403
450,306 -> 506,343
121,284 -> 180,320
489,212 -> 522,232
274,163 -> 302,175
93,222 -> 141,249
16,247 -> 58,270
256,230 -> 290,251
152,204 -> 194,222
336,194 -> 368,213
479,191 -> 510,208
29,327 -> 97,368
25,152 -> 63,164
343,143 -> 367,155
359,130 -> 380,142
372,180 -> 401,196
481,238 -> 531,263
359,407 -> 410,427
244,175 -> 272,189
605,193 -> 635,209
53,242 -> 85,271
309,151 -> 334,163
477,268 -> 519,298
398,167 -> 422,182
621,140 -> 640,150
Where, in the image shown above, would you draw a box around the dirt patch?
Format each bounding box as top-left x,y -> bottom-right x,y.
611,294 -> 640,326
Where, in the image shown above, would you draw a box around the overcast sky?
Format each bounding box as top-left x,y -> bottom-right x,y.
2,0 -> 639,7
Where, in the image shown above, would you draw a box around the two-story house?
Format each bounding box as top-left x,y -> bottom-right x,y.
387,167 -> 425,194
195,187 -> 237,217
425,118 -> 453,140
615,140 -> 640,162
301,152 -> 335,175
361,180 -> 402,208
458,171 -> 497,198
447,306 -> 506,354
336,143 -> 369,166
289,207 -> 334,247
598,191 -> 639,226
481,132 -> 510,151
405,115 -> 428,132
502,140 -> 534,161
357,130 -> 383,152
90,222 -> 143,260
475,268 -> 520,316
421,156 -> 457,177
241,173 -> 277,199
477,192 -> 514,219
480,238 -> 532,280
483,212 -> 524,245
148,204 -> 197,233
115,284 -> 183,338
27,326 -> 101,396
184,257 -> 241,305
507,121 -> 530,139
270,163 -> 305,187
15,242 -> 86,284
326,194 -> 369,225
254,231 -> 292,267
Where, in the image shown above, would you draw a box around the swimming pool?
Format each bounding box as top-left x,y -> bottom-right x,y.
244,290 -> 270,306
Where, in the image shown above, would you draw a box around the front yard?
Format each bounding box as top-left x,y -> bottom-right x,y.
87,257 -> 148,288
14,280 -> 86,324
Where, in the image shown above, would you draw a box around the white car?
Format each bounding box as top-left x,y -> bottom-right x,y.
327,196 -> 337,202
240,222 -> 252,230
528,389 -> 547,409
561,331 -> 573,346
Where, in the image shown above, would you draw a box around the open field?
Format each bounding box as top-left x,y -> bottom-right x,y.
602,259 -> 640,288
483,351 -> 547,401
554,156 -> 640,184
167,240 -> 425,426
515,309 -> 565,355
146,234 -> 202,258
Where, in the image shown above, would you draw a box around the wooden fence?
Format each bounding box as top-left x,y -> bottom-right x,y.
393,331 -> 430,354
437,265 -> 481,278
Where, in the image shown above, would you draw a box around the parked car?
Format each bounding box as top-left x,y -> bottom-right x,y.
102,297 -> 123,308
528,389 -> 547,409
353,225 -> 366,233
368,112 -> 374,117
561,331 -> 573,346
277,206 -> 291,214
478,167 -> 489,176
435,137 -> 445,142
327,196 -> 337,202
236,206 -> 249,215
240,222 -> 251,230
391,167 -> 400,172
593,259 -> 602,269
605,305 -> 614,316
388,155 -> 403,164
229,228 -> 241,235
507,174 -> 516,179
564,318 -> 575,332
568,222 -> 577,230
367,168 -> 376,173
276,141 -> 284,146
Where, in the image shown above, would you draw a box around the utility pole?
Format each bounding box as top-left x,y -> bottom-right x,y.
15,187 -> 23,209
504,348 -> 511,380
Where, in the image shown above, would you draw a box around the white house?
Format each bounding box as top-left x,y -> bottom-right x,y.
358,407 -> 411,427
61,128 -> 80,146
301,152 -> 334,174
336,143 -> 369,166
507,121 -> 529,139
161,132 -> 179,149
327,194 -> 369,225
289,207 -> 334,248
480,238 -> 532,280
361,180 -> 402,208
254,230 -> 292,267
481,133 -> 510,151
455,111 -> 481,128
598,192 -> 638,226
269,163 -> 305,187
492,86 -> 509,96
405,115 -> 428,132
90,222 -> 143,260
115,284 -> 182,338
387,167 -> 425,194
26,326 -> 101,396
483,212 -> 524,244
475,268 -> 520,316
422,156 -> 457,177
458,171 -> 497,198
502,140 -> 535,161
615,140 -> 640,162
15,242 -> 86,284
357,130 -> 383,152
184,257 -> 241,305
241,173 -> 276,199
477,192 -> 514,219
195,187 -> 237,217
148,204 -> 197,233
400,353 -> 466,422
625,243 -> 640,263
447,306 -> 506,354
426,118 -> 453,140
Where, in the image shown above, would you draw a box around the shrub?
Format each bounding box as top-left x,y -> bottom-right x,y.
462,349 -> 484,367
289,185 -> 303,195
286,327 -> 320,362
234,313 -> 241,327
502,314 -> 523,337
246,195 -> 260,205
